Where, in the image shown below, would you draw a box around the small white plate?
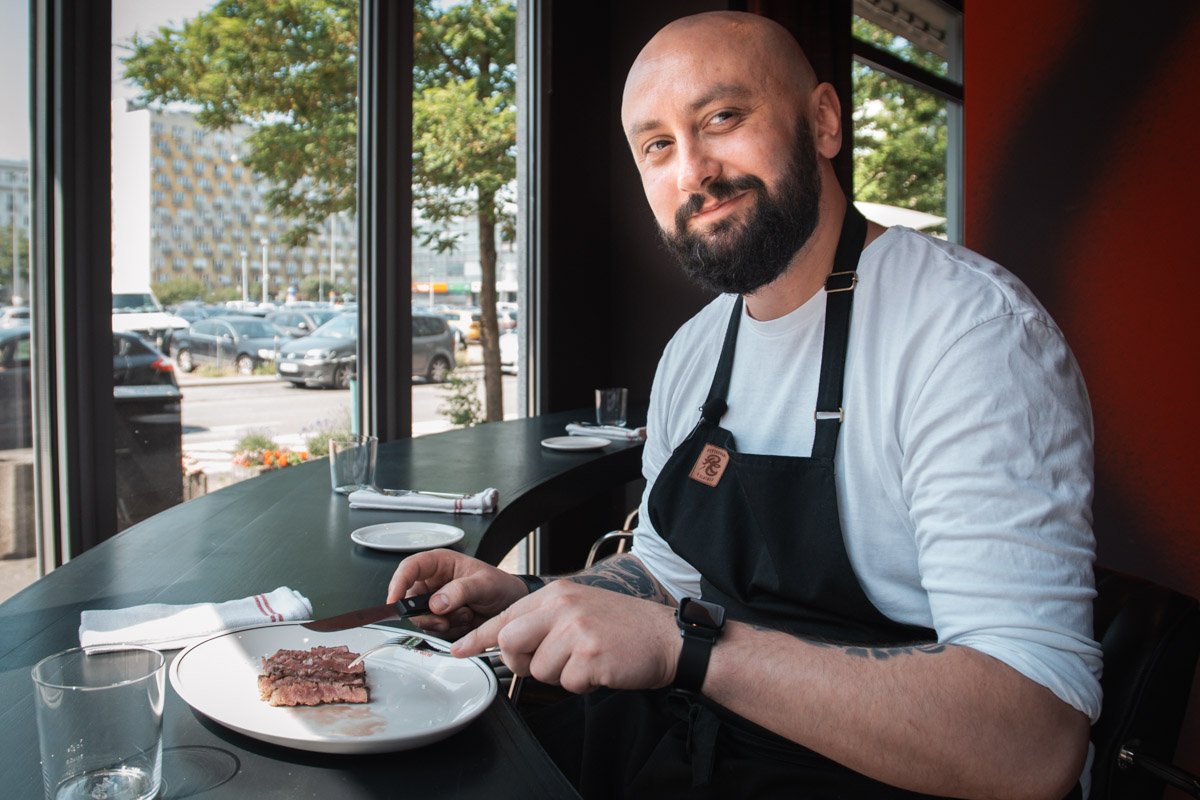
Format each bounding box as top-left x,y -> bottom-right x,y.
170,623 -> 496,753
540,435 -> 611,451
350,522 -> 465,552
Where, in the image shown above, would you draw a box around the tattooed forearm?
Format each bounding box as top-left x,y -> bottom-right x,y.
807,639 -> 948,660
564,553 -> 675,604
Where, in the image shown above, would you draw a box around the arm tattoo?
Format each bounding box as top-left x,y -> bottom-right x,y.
745,623 -> 948,660
810,638 -> 948,660
560,553 -> 675,605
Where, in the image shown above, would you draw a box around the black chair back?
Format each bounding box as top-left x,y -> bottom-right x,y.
1091,566 -> 1200,798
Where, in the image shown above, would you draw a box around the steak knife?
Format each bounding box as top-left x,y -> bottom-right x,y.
301,591 -> 435,632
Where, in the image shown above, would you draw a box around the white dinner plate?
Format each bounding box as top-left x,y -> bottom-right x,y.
540,435 -> 610,451
350,522 -> 465,552
170,623 -> 497,754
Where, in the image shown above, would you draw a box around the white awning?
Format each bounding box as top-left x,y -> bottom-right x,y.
855,201 -> 946,230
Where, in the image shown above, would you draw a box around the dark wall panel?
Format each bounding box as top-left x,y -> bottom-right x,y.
964,2 -> 1200,783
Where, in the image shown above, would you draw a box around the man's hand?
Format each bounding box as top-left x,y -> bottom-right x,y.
386,549 -> 529,639
451,580 -> 682,694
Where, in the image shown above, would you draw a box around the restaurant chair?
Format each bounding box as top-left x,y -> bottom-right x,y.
1089,565 -> 1200,798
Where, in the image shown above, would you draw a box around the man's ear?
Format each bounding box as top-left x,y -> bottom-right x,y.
810,83 -> 842,160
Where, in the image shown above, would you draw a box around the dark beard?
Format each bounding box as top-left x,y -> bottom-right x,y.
658,115 -> 822,295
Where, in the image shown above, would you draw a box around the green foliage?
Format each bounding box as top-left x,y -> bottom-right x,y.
0,228 -> 30,303
851,17 -> 948,234
438,369 -> 482,428
122,0 -> 358,246
155,278 -> 209,306
303,409 -> 354,457
298,275 -> 353,303
235,429 -> 279,452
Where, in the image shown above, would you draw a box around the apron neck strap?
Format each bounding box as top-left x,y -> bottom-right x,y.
698,202 -> 870,439
699,295 -> 742,424
812,203 -> 868,460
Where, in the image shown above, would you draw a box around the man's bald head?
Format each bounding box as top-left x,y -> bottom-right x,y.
622,11 -> 817,132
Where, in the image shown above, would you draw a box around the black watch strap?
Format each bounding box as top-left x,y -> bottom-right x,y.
514,574 -> 545,595
674,633 -> 713,694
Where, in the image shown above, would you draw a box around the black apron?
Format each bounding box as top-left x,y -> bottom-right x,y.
526,205 -> 1081,799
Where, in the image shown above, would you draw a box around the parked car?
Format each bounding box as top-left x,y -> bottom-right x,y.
170,316 -> 284,375
112,331 -> 179,387
438,308 -> 480,344
0,305 -> 31,329
275,311 -> 456,389
499,329 -> 518,374
265,308 -> 340,339
275,312 -> 358,389
1,326 -> 177,450
111,288 -> 189,351
412,313 -> 457,382
169,302 -> 220,325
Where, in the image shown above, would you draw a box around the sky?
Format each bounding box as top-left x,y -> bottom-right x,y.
0,0 -> 210,162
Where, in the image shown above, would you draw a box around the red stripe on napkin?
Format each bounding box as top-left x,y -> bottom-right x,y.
260,594 -> 282,622
253,594 -> 275,621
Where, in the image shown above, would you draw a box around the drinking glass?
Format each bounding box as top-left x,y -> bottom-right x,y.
329,434 -> 378,494
32,646 -> 166,800
595,387 -> 628,427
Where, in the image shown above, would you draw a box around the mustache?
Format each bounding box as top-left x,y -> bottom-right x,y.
675,174 -> 768,231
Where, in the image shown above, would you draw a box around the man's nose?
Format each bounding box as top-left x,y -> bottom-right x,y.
675,140 -> 719,195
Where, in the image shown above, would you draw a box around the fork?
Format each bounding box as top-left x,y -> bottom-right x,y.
349,635 -> 501,667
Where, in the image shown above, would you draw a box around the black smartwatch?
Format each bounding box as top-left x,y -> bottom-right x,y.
514,574 -> 545,595
673,597 -> 726,694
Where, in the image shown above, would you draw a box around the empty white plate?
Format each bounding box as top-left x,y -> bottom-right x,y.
350,522 -> 465,552
540,435 -> 610,451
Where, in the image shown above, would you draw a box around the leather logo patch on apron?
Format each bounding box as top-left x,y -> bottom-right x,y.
689,444 -> 730,487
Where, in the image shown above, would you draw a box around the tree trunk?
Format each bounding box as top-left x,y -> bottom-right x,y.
477,190 -> 503,422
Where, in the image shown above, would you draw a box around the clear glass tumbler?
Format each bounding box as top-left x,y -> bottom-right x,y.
595,387 -> 628,427
32,645 -> 166,800
329,433 -> 378,494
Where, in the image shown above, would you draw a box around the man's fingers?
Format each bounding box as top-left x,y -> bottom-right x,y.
386,550 -> 454,603
452,612 -> 501,656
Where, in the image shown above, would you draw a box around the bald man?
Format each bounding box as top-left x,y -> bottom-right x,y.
388,12 -> 1100,799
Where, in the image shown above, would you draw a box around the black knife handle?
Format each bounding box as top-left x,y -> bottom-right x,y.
398,591 -> 434,617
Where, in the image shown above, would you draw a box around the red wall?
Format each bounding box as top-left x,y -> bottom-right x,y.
965,2 -> 1200,785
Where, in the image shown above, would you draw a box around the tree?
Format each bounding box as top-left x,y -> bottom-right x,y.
154,278 -> 208,306
123,0 -> 517,423
124,0 -> 358,246
852,17 -> 948,234
0,228 -> 30,304
413,0 -> 516,422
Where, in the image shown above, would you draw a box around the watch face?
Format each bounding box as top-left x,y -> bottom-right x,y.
680,598 -> 726,630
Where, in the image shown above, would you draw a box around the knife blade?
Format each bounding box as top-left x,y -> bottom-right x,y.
301,591 -> 435,632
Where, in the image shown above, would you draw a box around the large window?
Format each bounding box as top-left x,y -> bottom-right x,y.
0,0 -> 34,602
851,0 -> 963,240
111,0 -> 361,520
12,0 -> 533,582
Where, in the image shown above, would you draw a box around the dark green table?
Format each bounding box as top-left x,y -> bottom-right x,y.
0,410 -> 643,798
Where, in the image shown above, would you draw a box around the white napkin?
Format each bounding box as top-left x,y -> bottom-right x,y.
347,487 -> 499,514
78,587 -> 313,650
566,423 -> 647,442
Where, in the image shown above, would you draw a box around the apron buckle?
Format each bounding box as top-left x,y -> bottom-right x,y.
814,408 -> 844,422
825,270 -> 858,293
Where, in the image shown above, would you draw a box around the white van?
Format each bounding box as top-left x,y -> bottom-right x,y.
111,288 -> 189,351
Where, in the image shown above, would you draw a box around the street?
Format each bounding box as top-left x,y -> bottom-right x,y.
179,368 -> 518,483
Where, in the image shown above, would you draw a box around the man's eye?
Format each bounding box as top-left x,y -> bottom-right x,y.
644,140 -> 670,155
710,110 -> 738,126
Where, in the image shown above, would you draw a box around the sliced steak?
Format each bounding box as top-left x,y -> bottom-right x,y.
258,644 -> 370,707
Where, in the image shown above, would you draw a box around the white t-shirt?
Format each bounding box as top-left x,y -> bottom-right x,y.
632,226 -> 1103,725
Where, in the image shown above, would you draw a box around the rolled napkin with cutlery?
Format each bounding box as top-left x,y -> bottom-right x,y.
79,587 -> 313,650
347,487 -> 499,514
565,422 -> 647,441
